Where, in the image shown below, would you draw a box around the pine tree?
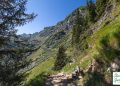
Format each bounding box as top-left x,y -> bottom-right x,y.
0,0 -> 36,86
87,0 -> 97,22
96,0 -> 108,18
54,45 -> 67,70
71,9 -> 85,47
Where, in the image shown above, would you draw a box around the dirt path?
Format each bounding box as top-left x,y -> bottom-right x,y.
45,73 -> 83,86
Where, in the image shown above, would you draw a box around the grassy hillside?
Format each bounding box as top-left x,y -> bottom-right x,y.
25,58 -> 54,83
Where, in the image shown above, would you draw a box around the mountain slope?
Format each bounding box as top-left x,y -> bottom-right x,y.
23,0 -> 120,85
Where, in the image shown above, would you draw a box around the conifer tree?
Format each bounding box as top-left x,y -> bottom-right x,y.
0,0 -> 36,86
96,0 -> 108,17
71,9 -> 85,47
87,0 -> 97,22
54,45 -> 67,70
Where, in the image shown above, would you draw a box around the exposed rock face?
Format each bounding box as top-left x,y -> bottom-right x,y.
90,0 -> 120,35
20,8 -> 87,49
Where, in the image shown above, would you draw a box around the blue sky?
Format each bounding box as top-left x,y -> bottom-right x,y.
17,0 -> 88,34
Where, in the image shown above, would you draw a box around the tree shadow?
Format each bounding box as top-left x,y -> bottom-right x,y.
84,72 -> 110,86
98,31 -> 120,65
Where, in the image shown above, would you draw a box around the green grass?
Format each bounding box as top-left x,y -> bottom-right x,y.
88,15 -> 120,48
24,58 -> 54,84
112,4 -> 120,16
27,48 -> 45,61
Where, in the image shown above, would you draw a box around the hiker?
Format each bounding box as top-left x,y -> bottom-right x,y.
72,71 -> 77,80
76,66 -> 80,73
72,66 -> 81,80
75,66 -> 80,76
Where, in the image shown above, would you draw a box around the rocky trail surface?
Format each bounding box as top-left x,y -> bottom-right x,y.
45,73 -> 83,86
